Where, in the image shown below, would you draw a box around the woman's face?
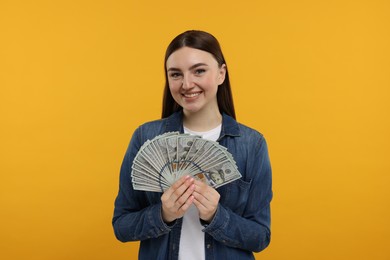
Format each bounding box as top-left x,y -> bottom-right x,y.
166,47 -> 226,115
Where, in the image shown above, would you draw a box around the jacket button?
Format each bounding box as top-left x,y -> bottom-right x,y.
207,244 -> 211,249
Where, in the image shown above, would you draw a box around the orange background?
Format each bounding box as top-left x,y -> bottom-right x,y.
1,0 -> 389,259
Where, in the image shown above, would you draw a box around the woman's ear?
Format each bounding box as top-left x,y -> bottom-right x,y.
218,64 -> 227,85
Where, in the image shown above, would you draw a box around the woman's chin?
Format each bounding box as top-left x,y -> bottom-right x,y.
181,104 -> 202,114
183,108 -> 201,115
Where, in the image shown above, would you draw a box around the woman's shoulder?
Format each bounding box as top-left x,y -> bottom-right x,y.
139,117 -> 166,128
234,122 -> 270,157
134,112 -> 182,141
135,118 -> 167,140
238,122 -> 263,136
236,121 -> 265,141
222,113 -> 266,144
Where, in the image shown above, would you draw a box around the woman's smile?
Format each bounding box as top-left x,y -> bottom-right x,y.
182,91 -> 202,99
166,47 -> 226,115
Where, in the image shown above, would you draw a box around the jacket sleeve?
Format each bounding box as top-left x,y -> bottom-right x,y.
203,135 -> 272,252
112,127 -> 173,242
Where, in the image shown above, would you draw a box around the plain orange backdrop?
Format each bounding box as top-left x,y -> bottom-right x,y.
1,0 -> 389,259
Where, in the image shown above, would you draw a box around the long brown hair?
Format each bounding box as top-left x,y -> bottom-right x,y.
161,30 -> 236,119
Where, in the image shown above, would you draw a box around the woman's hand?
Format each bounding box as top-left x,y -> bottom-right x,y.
161,175 -> 195,223
193,179 -> 220,223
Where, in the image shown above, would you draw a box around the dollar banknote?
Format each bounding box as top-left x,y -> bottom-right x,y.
131,132 -> 241,192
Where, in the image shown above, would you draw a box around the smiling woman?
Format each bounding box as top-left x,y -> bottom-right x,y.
166,47 -> 226,130
162,31 -> 236,124
112,30 -> 273,260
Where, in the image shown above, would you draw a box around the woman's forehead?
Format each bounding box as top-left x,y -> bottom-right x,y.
166,47 -> 218,68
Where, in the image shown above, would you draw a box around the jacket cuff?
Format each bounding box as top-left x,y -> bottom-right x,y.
202,204 -> 229,233
149,202 -> 176,236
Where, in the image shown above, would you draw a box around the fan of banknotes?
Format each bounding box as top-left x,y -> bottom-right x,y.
131,132 -> 242,192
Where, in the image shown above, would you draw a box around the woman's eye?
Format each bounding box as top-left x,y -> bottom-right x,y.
169,72 -> 182,79
195,69 -> 206,75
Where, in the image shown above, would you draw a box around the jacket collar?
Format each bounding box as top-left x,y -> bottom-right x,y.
164,110 -> 241,137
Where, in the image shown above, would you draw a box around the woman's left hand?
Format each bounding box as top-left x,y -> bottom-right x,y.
192,179 -> 220,223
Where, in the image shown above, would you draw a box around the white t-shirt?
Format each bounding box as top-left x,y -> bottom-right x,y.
179,124 -> 221,260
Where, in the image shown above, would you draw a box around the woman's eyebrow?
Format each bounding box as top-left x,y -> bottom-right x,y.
167,63 -> 208,72
189,63 -> 208,70
167,67 -> 180,72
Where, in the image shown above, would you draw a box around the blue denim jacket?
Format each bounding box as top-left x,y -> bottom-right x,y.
113,111 -> 272,259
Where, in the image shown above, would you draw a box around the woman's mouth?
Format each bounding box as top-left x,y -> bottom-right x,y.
182,92 -> 202,98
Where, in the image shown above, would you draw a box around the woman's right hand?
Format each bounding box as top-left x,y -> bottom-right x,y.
161,175 -> 195,223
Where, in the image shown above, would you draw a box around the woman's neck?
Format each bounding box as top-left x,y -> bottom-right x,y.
183,108 -> 222,132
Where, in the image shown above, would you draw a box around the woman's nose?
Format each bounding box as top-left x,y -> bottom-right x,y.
182,75 -> 195,89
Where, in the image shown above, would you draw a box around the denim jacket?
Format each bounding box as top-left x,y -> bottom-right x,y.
113,111 -> 272,259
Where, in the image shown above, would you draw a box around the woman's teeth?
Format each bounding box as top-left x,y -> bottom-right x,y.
183,92 -> 201,98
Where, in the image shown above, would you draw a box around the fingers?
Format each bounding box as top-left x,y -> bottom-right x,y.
179,194 -> 195,213
193,179 -> 219,202
192,179 -> 220,222
161,177 -> 221,223
162,175 -> 191,201
170,176 -> 195,204
161,176 -> 195,223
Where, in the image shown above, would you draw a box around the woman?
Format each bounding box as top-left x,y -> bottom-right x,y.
113,30 -> 272,260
